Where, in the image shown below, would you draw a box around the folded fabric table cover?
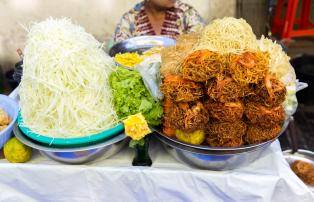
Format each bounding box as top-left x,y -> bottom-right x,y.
0,87 -> 312,202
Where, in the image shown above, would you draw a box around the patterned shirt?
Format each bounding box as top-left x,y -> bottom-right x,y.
114,1 -> 205,42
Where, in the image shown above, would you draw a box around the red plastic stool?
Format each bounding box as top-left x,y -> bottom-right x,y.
272,0 -> 314,39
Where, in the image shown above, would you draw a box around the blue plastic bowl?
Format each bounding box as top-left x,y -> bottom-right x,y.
0,94 -> 19,148
17,112 -> 124,147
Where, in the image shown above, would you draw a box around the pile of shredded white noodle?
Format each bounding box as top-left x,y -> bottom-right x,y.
19,18 -> 119,138
258,36 -> 298,116
195,17 -> 258,53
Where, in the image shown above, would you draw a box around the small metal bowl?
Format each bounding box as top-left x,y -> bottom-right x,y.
109,35 -> 176,57
13,123 -> 128,164
109,36 -> 176,70
155,119 -> 290,170
283,149 -> 314,191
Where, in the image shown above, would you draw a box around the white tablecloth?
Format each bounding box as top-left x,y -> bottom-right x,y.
0,88 -> 313,202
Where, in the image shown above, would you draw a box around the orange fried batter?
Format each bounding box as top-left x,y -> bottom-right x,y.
161,75 -> 203,102
205,100 -> 244,122
167,101 -> 209,132
229,51 -> 269,85
207,74 -> 246,102
207,121 -> 247,147
245,124 -> 281,144
291,160 -> 314,186
245,102 -> 285,128
249,74 -> 286,107
182,50 -> 224,82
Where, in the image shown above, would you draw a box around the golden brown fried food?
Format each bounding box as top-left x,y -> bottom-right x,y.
207,121 -> 246,147
245,102 -> 285,128
245,124 -> 281,144
229,51 -> 269,85
0,125 -> 8,131
161,33 -> 200,76
182,50 -> 224,82
0,108 -> 11,126
205,100 -> 244,122
249,74 -> 287,107
161,75 -> 204,102
162,98 -> 176,137
176,32 -> 200,45
207,74 -> 246,103
167,101 -> 209,132
291,160 -> 314,186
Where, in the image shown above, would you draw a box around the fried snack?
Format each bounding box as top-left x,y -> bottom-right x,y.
291,160 -> 314,186
245,102 -> 285,128
0,125 -> 8,131
167,101 -> 209,132
163,98 -> 175,137
229,51 -> 269,85
207,121 -> 246,147
182,50 -> 224,82
161,46 -> 183,76
0,108 -> 11,126
249,74 -> 287,107
205,100 -> 244,122
161,75 -> 203,102
176,32 -> 200,47
160,33 -> 199,76
206,74 -> 246,102
245,124 -> 281,144
175,129 -> 205,145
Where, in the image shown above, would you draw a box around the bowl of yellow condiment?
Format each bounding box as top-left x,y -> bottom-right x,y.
109,36 -> 176,70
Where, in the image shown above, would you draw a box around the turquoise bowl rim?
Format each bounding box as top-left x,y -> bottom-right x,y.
17,112 -> 124,146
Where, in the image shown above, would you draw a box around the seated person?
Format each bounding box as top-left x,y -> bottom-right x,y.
114,0 -> 205,42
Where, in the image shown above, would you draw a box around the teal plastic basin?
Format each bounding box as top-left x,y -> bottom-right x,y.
17,112 -> 124,146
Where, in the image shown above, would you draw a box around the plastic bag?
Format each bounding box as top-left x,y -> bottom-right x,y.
136,55 -> 163,101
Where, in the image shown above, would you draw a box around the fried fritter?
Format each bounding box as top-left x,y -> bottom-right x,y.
182,50 -> 224,82
207,121 -> 246,147
245,124 -> 281,144
248,74 -> 286,107
205,100 -> 244,122
207,75 -> 246,103
161,75 -> 203,102
0,108 -> 11,126
163,97 -> 176,137
291,160 -> 314,186
245,102 -> 285,128
229,51 -> 269,85
168,101 -> 209,132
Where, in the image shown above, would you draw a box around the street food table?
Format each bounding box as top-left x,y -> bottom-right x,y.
1,18 -> 313,201
0,135 -> 314,201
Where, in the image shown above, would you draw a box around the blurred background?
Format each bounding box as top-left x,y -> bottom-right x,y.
0,0 -> 235,94
0,0 -> 313,92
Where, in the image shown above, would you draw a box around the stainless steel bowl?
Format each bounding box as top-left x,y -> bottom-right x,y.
109,35 -> 176,57
154,118 -> 291,170
13,123 -> 128,164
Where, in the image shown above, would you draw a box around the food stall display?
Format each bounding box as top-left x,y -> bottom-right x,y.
0,16 -> 313,201
159,17 -> 296,148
